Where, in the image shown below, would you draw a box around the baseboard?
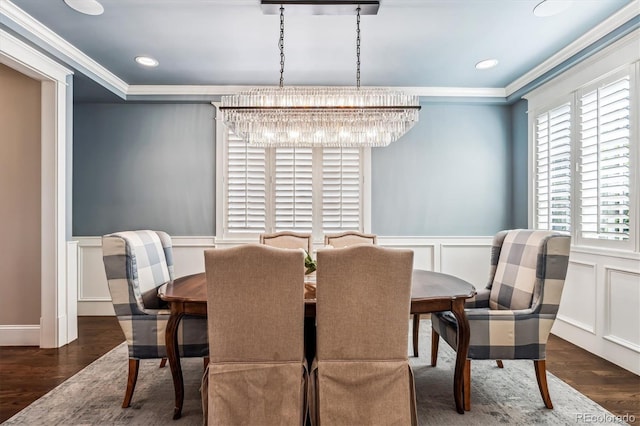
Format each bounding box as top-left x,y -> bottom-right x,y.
0,324 -> 40,346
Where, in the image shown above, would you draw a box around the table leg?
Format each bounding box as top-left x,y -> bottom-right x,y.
166,311 -> 185,420
451,299 -> 470,414
412,314 -> 420,357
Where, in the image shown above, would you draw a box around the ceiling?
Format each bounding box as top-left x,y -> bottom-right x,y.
5,0 -> 635,101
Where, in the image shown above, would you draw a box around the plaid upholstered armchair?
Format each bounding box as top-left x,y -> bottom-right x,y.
102,230 -> 208,408
431,229 -> 571,410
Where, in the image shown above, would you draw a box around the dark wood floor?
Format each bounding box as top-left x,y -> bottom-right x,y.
1,317 -> 638,423
0,316 -> 124,422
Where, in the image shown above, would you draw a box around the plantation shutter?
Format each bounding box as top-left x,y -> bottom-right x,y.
535,103 -> 572,232
274,147 -> 314,232
226,130 -> 266,233
579,76 -> 631,241
322,147 -> 361,232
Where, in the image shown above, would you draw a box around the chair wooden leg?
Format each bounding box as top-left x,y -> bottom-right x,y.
204,357 -> 209,369
123,359 -> 139,408
464,359 -> 471,411
534,360 -> 553,409
496,360 -> 504,368
159,358 -> 167,368
412,314 -> 420,357
430,327 -> 439,367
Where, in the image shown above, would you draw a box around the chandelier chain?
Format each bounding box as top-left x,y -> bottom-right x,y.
356,6 -> 361,89
279,5 -> 285,88
221,1 -> 421,148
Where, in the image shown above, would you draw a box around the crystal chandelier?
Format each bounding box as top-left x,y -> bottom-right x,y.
220,1 -> 421,148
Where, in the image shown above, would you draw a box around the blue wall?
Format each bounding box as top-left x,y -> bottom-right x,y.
511,99 -> 529,229
73,103 -> 215,236
371,103 -> 513,236
72,100 -> 529,236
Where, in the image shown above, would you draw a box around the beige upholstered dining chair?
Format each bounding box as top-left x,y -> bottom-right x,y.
431,229 -> 571,410
203,244 -> 307,425
102,230 -> 208,408
310,245 -> 417,425
323,230 -> 377,248
260,230 -> 312,253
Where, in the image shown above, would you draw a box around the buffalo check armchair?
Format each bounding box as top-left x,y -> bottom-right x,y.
431,229 -> 571,410
102,230 -> 208,408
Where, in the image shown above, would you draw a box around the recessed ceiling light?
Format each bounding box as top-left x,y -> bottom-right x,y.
475,59 -> 499,70
63,0 -> 104,16
533,0 -> 573,17
135,56 -> 159,68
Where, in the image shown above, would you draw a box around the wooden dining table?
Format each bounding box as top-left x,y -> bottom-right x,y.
159,269 -> 476,419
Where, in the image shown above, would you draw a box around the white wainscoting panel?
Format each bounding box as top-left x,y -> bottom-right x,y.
66,241 -> 78,343
378,236 -> 492,278
605,267 -> 640,352
552,248 -> 640,375
440,244 -> 491,286
75,236 -> 214,316
76,235 -> 492,315
171,237 -> 215,277
378,238 -> 435,271
72,234 -> 640,374
77,239 -> 111,301
556,261 -> 597,334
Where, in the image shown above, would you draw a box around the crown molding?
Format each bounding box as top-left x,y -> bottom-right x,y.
127,85 -> 506,98
0,0 -> 128,94
523,29 -> 639,105
1,29 -> 72,82
506,0 -> 640,97
3,0 -> 635,102
405,87 -> 506,98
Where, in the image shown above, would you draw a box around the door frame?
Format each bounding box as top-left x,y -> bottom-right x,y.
1,29 -> 75,348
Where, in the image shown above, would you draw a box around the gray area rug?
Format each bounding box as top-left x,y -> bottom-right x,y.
4,320 -> 626,425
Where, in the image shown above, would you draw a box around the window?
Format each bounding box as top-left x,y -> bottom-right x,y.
322,148 -> 361,232
226,131 -> 266,233
274,147 -> 314,232
217,124 -> 369,241
530,63 -> 637,250
535,102 -> 572,232
578,76 -> 631,241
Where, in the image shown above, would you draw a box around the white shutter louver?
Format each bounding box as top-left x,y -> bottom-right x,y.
226,130 -> 266,233
322,148 -> 361,232
535,103 -> 572,232
274,148 -> 314,232
579,76 -> 631,241
221,122 -> 366,238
